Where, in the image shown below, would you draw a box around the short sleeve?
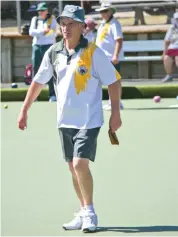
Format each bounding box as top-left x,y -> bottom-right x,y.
165,28 -> 172,41
92,47 -> 121,86
29,16 -> 44,37
111,20 -> 123,40
33,47 -> 53,84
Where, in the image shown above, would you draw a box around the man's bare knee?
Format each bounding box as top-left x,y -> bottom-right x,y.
68,162 -> 75,174
175,56 -> 178,67
73,158 -> 89,173
164,55 -> 173,64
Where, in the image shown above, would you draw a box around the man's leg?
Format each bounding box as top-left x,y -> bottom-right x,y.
164,55 -> 174,74
48,78 -> 56,101
175,56 -> 178,68
31,45 -> 41,101
68,162 -> 84,207
60,127 -> 100,232
32,45 -> 41,76
73,158 -> 93,207
59,128 -> 84,207
59,128 -> 84,230
162,55 -> 174,82
41,45 -> 56,101
72,128 -> 100,232
73,158 -> 98,233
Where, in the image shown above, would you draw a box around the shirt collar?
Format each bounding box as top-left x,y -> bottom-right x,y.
101,15 -> 113,24
54,35 -> 88,55
106,15 -> 113,23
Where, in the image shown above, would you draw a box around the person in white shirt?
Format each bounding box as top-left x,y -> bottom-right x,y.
162,12 -> 178,82
29,2 -> 57,102
18,5 -> 122,233
95,3 -> 124,110
83,18 -> 97,43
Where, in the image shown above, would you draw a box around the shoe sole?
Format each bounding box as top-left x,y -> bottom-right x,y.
82,227 -> 97,233
63,226 -> 81,231
162,78 -> 173,83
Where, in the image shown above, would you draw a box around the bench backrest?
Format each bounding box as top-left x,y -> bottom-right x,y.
95,1 -> 177,10
123,40 -> 164,52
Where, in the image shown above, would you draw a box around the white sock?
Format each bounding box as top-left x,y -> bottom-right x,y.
85,204 -> 95,213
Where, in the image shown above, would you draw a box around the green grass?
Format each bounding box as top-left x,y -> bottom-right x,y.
1,100 -> 178,236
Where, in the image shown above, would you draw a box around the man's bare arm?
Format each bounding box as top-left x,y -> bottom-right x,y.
113,38 -> 123,58
21,81 -> 43,112
18,81 -> 43,130
108,80 -> 122,112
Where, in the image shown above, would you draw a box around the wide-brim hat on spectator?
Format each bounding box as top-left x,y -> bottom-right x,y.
173,12 -> 178,19
95,2 -> 116,13
85,18 -> 97,29
36,2 -> 48,11
56,5 -> 85,24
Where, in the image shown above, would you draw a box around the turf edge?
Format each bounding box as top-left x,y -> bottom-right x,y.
1,85 -> 178,101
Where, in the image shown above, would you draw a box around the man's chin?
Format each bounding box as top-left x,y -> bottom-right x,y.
63,35 -> 71,39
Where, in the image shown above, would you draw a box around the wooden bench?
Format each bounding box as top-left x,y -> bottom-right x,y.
120,39 -> 165,78
93,0 -> 177,24
122,39 -> 164,62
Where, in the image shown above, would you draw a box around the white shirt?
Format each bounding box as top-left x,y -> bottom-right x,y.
33,41 -> 121,129
165,26 -> 178,50
96,17 -> 124,61
29,15 -> 57,46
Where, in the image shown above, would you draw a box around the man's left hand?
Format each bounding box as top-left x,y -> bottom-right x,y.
109,111 -> 122,133
44,28 -> 50,34
111,55 -> 119,65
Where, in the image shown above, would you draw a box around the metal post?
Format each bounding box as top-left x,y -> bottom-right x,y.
16,0 -> 21,34
81,0 -> 84,8
58,0 -> 63,15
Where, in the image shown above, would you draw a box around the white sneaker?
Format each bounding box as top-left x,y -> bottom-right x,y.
49,95 -> 56,102
120,101 -> 124,110
82,211 -> 98,233
103,104 -> 111,111
102,103 -> 110,110
63,211 -> 83,230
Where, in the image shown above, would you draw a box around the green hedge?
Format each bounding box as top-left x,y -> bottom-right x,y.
1,85 -> 178,101
1,88 -> 49,101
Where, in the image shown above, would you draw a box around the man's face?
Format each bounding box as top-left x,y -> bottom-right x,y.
38,10 -> 48,19
100,9 -> 112,21
60,17 -> 84,40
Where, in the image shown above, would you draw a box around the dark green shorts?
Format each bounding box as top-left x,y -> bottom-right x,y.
58,127 -> 101,162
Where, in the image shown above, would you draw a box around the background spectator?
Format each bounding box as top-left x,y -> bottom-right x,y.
29,2 -> 57,101
83,18 -> 97,43
162,12 -> 178,82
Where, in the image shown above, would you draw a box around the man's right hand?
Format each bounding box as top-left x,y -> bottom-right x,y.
18,110 -> 28,130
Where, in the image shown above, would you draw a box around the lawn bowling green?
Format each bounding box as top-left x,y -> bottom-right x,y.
1,100 -> 178,236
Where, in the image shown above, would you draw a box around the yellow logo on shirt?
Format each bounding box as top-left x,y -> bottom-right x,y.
78,65 -> 88,75
44,15 -> 55,36
98,23 -> 110,42
74,43 -> 97,94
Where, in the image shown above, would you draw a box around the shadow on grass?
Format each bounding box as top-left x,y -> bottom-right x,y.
95,225 -> 178,233
124,106 -> 178,110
